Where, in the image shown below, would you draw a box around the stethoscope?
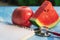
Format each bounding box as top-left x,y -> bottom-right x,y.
34,26 -> 60,38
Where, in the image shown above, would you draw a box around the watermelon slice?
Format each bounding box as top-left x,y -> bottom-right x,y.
30,1 -> 59,29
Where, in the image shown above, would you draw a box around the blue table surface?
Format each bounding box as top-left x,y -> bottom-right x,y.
0,6 -> 60,40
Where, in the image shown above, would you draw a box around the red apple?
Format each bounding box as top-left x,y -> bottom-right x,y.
12,6 -> 33,27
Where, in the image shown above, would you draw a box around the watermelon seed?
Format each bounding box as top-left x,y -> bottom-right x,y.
44,9 -> 49,12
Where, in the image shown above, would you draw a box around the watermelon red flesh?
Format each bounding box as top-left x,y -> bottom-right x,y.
38,9 -> 59,25
32,1 -> 51,18
30,1 -> 59,28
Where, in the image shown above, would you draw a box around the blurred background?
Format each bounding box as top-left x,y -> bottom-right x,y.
0,0 -> 60,6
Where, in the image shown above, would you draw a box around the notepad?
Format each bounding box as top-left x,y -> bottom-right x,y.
0,23 -> 34,40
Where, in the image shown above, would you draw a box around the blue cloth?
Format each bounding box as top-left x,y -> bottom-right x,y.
0,6 -> 60,40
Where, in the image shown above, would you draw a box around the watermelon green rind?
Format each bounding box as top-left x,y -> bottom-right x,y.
30,18 -> 40,27
30,17 -> 60,29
